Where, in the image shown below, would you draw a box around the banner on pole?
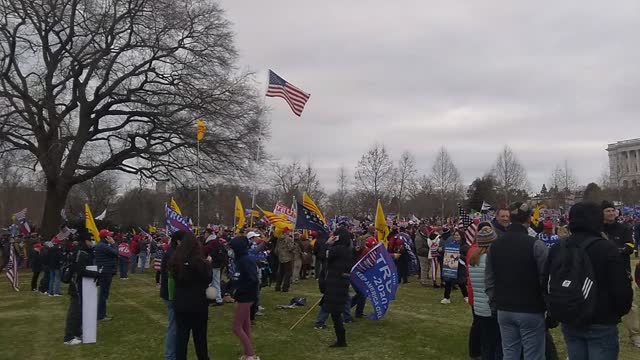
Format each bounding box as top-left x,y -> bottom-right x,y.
350,243 -> 398,320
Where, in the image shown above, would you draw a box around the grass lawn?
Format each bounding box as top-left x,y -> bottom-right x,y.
1,265 -> 638,360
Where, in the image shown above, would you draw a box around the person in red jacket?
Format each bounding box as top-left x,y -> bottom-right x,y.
129,236 -> 139,274
118,240 -> 131,280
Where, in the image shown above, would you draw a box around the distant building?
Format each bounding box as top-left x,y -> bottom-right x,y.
607,138 -> 640,188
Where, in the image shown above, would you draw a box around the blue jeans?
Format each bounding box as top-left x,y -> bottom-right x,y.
561,323 -> 619,360
163,299 -> 177,360
119,256 -> 129,278
315,298 -> 352,326
138,252 -> 147,272
48,269 -> 61,295
98,273 -> 113,320
130,254 -> 138,273
497,311 -> 545,360
210,268 -> 222,303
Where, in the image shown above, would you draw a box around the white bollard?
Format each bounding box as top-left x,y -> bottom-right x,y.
82,265 -> 98,344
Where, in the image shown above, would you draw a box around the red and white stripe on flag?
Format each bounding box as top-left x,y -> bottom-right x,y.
266,70 -> 310,116
464,222 -> 478,246
13,208 -> 27,221
6,245 -> 19,291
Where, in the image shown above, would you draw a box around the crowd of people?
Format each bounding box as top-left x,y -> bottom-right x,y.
1,199 -> 640,360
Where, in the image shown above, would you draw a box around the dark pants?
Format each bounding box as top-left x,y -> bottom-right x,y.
275,261 -> 293,292
477,315 -> 502,360
31,271 -> 40,291
395,257 -> 409,284
561,323 -> 618,360
98,273 -> 113,320
40,269 -> 50,292
175,311 -> 209,360
64,295 -> 82,342
469,312 -> 482,358
314,258 -> 324,280
155,271 -> 161,284
119,256 -> 129,278
331,311 -> 346,345
350,287 -> 366,317
443,279 -> 468,299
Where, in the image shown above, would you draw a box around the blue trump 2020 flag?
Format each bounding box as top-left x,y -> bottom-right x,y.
165,204 -> 191,234
350,242 -> 398,320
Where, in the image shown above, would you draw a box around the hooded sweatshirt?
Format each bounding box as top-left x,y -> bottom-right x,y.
230,236 -> 259,303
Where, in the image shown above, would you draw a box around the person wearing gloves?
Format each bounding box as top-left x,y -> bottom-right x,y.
230,236 -> 260,360
602,200 -> 640,349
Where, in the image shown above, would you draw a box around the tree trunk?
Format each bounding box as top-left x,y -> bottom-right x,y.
40,180 -> 71,241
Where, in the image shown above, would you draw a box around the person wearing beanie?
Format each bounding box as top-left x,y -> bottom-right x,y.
602,200 -> 640,349
466,224 -> 501,359
485,201 -> 548,359
544,201 -> 634,358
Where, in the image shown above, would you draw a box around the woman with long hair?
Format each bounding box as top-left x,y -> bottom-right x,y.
467,224 -> 502,359
230,236 -> 260,360
169,231 -> 213,360
440,229 -> 469,304
320,227 -> 353,347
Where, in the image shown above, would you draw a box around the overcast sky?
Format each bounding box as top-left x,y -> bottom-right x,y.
219,0 -> 640,193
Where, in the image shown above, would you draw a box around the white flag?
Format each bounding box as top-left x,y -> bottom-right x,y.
481,201 -> 492,211
95,208 -> 107,221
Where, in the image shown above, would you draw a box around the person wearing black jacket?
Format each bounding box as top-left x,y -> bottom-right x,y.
170,231 -> 212,360
94,229 -> 118,321
485,202 -> 548,360
602,200 -> 640,349
320,227 -> 353,348
160,231 -> 179,360
39,244 -> 50,293
230,236 -> 260,360
63,233 -> 99,345
545,201 -> 633,358
312,231 -> 328,280
30,243 -> 43,291
48,240 -> 63,296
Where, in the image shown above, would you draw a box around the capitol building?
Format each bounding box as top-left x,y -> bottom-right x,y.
607,138 -> 640,188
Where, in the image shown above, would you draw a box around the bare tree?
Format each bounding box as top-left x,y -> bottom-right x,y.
0,0 -> 265,238
491,146 -> 528,205
354,143 -> 394,204
393,151 -> 417,212
430,146 -> 462,217
550,160 -> 578,193
270,160 -> 324,203
334,166 -> 350,215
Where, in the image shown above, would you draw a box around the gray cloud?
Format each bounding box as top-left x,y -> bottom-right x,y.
221,0 -> 639,192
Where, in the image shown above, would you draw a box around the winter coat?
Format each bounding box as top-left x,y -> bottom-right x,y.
172,256 -> 212,313
203,236 -> 226,269
48,246 -> 62,270
428,235 -> 440,260
300,238 -> 313,265
603,221 -> 634,274
320,235 -> 353,313
160,247 -> 175,301
276,234 -> 295,263
30,250 -> 43,273
94,242 -> 118,275
69,248 -> 99,297
230,237 -> 259,303
467,251 -> 491,317
414,231 -> 430,258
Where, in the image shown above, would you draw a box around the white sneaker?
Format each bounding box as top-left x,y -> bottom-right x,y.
440,298 -> 451,304
53,294 -> 62,297
258,306 -> 265,311
632,339 -> 640,348
464,297 -> 469,304
64,338 -> 82,345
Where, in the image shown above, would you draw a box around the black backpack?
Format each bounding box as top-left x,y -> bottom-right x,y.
546,236 -> 599,326
61,251 -> 76,284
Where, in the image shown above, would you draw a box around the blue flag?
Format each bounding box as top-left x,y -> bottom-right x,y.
397,232 -> 419,274
165,205 -> 191,234
350,243 -> 398,320
295,202 -> 329,234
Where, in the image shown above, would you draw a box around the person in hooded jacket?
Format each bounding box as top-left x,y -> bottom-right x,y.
170,231 -> 213,360
319,227 -> 353,348
544,201 -> 633,359
230,236 -> 260,360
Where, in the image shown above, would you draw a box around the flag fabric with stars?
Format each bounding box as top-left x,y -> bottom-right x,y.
266,70 -> 311,116
295,202 -> 329,234
457,206 -> 472,231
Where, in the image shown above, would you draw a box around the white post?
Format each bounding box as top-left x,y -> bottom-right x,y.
82,265 -> 98,344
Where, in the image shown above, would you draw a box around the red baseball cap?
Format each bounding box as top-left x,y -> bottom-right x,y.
99,229 -> 114,238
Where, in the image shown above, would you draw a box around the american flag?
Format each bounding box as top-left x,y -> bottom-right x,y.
13,208 -> 27,221
464,222 -> 478,246
53,227 -> 72,242
266,70 -> 310,116
5,244 -> 19,291
457,206 -> 472,230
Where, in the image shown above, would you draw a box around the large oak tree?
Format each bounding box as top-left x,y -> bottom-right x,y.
0,0 -> 265,238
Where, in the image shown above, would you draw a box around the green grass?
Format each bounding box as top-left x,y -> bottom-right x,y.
1,266 -> 638,360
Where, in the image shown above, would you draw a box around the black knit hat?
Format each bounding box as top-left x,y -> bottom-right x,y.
601,200 -> 615,211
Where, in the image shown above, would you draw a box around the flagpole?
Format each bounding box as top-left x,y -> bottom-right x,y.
250,122 -> 262,229
197,138 -> 200,231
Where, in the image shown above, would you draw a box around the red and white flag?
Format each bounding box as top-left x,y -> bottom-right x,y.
266,70 -> 311,116
5,245 -> 19,291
